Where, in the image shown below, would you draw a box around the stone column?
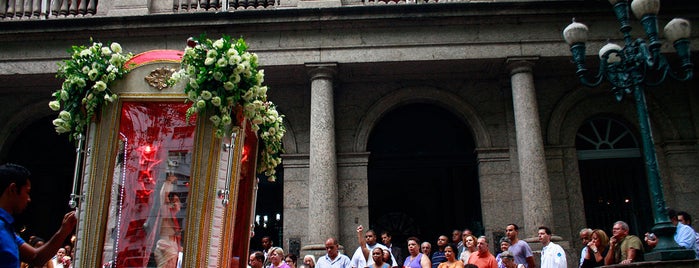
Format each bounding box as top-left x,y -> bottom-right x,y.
507,57 -> 553,237
305,63 -> 339,252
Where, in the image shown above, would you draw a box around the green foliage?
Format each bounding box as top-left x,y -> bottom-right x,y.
50,39 -> 133,141
171,34 -> 286,182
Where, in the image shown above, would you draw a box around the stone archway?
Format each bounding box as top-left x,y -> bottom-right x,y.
366,102 -> 480,247
548,88 -> 679,237
4,115 -> 75,241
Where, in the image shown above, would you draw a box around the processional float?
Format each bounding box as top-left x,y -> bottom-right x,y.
49,36 -> 284,268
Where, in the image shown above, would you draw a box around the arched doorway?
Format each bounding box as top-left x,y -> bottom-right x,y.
576,116 -> 652,235
367,103 -> 480,245
5,115 -> 75,241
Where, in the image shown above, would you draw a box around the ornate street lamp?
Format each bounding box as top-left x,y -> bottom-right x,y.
563,0 -> 694,261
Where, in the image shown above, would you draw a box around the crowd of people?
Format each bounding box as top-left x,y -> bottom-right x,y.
3,162 -> 699,268
249,224 -> 562,268
576,209 -> 699,268
252,217 -> 699,268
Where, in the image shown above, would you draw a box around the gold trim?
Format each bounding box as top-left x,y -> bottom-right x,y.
144,67 -> 176,91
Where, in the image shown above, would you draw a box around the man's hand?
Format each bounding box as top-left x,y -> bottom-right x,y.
609,236 -> 617,248
62,211 -> 78,230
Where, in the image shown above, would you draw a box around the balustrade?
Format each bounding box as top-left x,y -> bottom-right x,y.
0,0 -> 475,20
1,0 -> 96,20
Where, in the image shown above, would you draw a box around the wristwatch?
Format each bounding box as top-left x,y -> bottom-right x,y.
592,249 -> 598,254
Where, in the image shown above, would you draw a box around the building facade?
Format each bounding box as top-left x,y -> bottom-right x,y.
1,0 -> 698,267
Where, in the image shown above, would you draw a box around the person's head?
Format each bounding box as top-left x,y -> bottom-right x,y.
537,226 -> 552,246
678,211 -> 692,226
407,237 -> 421,255
29,236 -> 45,247
325,238 -> 339,259
476,236 -> 489,254
437,235 -> 448,248
464,265 -> 479,268
499,237 -> 511,252
505,224 -> 519,240
262,236 -> 273,250
461,229 -> 472,243
452,230 -> 462,243
591,229 -> 609,249
285,253 -> 298,268
444,244 -> 458,261
465,235 -> 478,250
381,231 -> 393,246
382,249 -> 391,264
0,163 -> 32,214
668,208 -> 680,225
612,221 -> 629,238
420,241 -> 431,256
579,228 -> 593,246
371,247 -> 384,264
250,251 -> 265,268
56,248 -> 67,259
499,251 -> 515,266
365,230 -> 378,246
167,192 -> 181,211
270,247 -> 285,265
303,255 -> 316,268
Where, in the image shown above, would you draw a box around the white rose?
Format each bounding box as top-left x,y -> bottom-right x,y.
200,90 -> 212,100
213,39 -> 224,49
49,101 -> 61,111
101,47 -> 112,56
223,81 -> 235,91
211,96 -> 222,107
93,81 -> 107,92
59,111 -> 72,121
80,49 -> 92,57
110,42 -> 122,53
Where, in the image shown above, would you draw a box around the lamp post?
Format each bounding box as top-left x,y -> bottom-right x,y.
563,0 -> 694,261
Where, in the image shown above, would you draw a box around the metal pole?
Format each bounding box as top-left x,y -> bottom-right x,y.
633,85 -> 696,261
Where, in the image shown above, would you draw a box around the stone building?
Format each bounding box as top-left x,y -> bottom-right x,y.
1,0 -> 698,267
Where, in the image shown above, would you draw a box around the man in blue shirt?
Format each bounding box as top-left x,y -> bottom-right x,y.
668,209 -> 697,253
317,237 -> 351,268
0,163 -> 77,268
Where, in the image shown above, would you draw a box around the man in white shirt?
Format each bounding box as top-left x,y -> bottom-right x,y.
538,226 -> 566,268
351,226 -> 398,268
578,228 -> 592,267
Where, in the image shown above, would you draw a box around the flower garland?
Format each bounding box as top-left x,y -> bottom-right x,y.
170,35 -> 285,182
49,40 -> 133,141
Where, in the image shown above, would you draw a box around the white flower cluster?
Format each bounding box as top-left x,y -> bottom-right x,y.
171,35 -> 286,181
50,41 -> 132,140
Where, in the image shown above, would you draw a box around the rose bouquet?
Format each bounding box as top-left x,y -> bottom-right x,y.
170,35 -> 285,181
49,39 -> 132,141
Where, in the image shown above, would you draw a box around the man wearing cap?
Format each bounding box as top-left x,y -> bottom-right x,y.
497,251 -> 523,268
0,163 -> 77,267
537,226 -> 566,268
495,237 -> 511,268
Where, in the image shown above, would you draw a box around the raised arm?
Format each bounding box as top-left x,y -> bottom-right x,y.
357,225 -> 369,261
20,211 -> 77,266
